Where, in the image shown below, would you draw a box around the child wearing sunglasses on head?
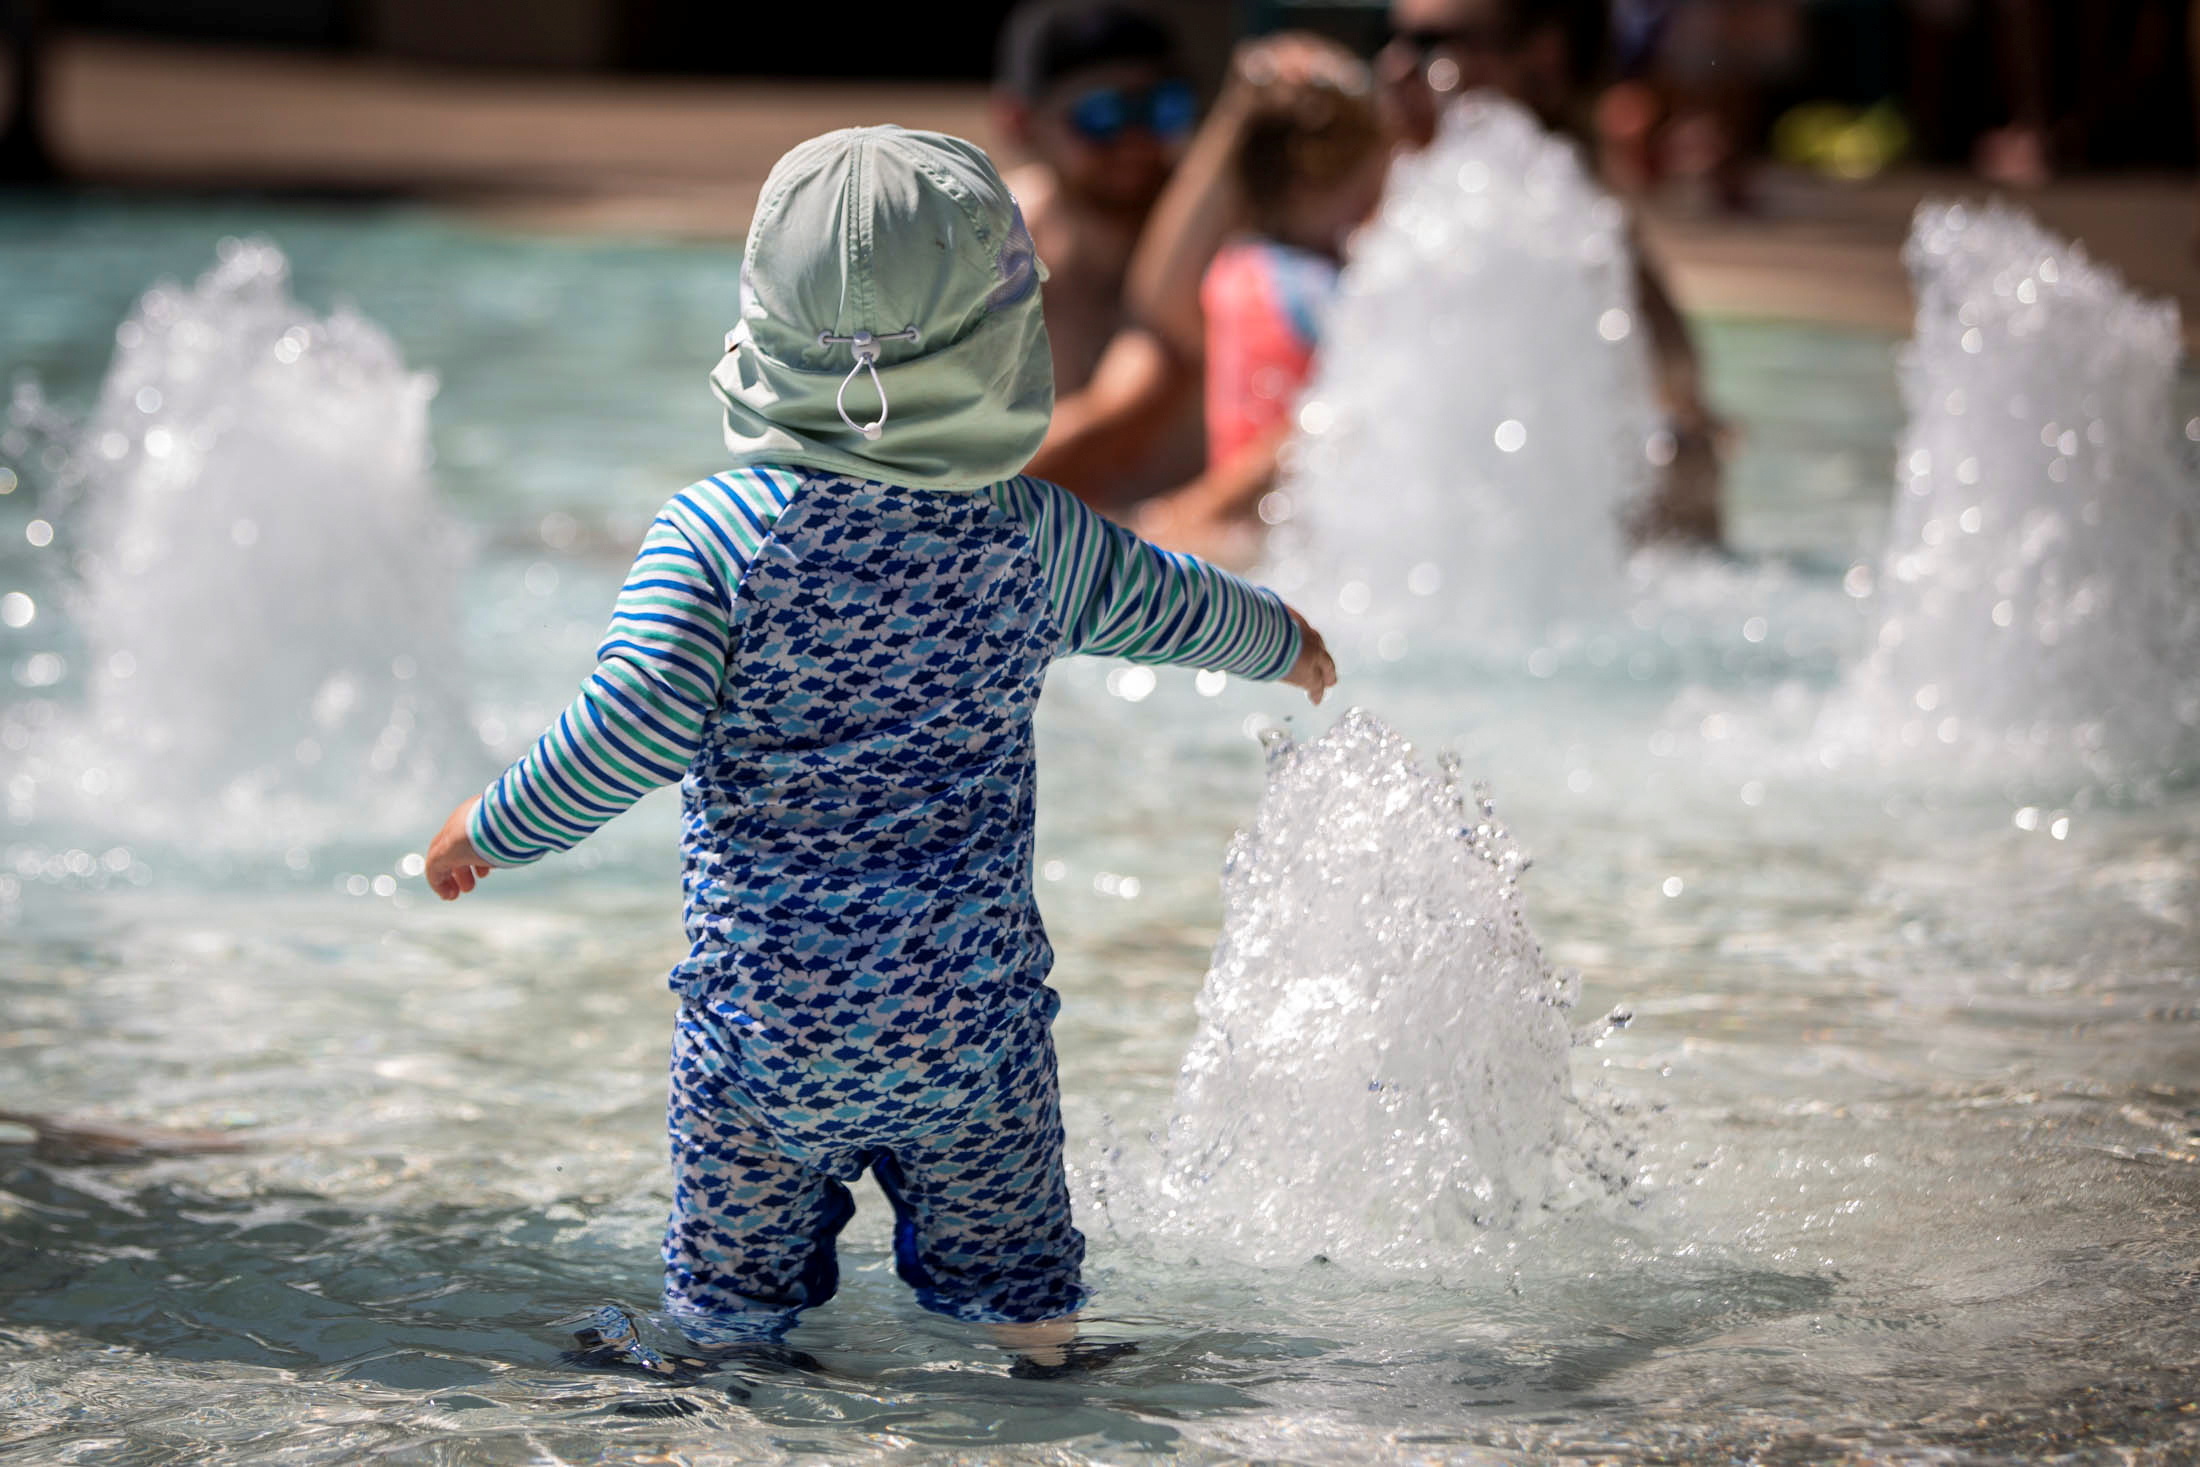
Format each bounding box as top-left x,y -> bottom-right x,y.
420,126 -> 1336,1381
992,0 -> 1211,514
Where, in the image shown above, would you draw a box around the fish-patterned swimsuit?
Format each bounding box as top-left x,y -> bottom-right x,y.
469,467 -> 1298,1334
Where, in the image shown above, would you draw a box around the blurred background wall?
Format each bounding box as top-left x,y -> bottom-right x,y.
14,0 -> 2191,171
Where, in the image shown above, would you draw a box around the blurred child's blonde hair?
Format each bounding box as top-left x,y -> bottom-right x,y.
1233,37 -> 1383,240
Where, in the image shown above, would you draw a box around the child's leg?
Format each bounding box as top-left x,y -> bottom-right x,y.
661,1006 -> 859,1346
867,1002 -> 1089,1350
983,1315 -> 1080,1365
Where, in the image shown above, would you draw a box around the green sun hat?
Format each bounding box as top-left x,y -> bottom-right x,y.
711,125 -> 1055,492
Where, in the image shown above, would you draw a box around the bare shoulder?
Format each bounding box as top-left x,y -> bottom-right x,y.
1006,162 -> 1058,223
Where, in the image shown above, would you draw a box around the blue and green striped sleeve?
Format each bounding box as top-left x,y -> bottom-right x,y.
990,474 -> 1300,679
467,469 -> 798,867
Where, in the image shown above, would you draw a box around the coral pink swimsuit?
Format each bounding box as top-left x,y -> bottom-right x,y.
1199,238 -> 1340,467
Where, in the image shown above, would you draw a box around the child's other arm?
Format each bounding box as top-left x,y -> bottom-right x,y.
424,514 -> 732,900
994,476 -> 1335,703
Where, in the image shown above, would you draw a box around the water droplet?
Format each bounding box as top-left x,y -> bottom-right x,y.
1739,780 -> 1765,806
1742,616 -> 1767,643
1296,400 -> 1335,435
399,852 -> 425,877
134,386 -> 163,414
372,874 -> 397,897
1041,859 -> 1066,882
1493,419 -> 1526,453
1405,562 -> 1441,596
0,592 -> 32,628
345,874 -> 370,896
2013,806 -> 2040,831
1337,581 -> 1371,615
24,519 -> 53,548
1660,876 -> 1684,898
15,652 -> 63,687
1961,327 -> 1983,354
1597,309 -> 1631,342
1194,669 -> 1228,697
2049,815 -> 2070,841
1106,665 -> 1156,702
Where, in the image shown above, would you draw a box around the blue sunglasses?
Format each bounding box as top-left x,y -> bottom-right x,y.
1064,79 -> 1198,145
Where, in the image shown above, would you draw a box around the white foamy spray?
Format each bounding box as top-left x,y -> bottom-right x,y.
50,238 -> 472,846
1116,711 -> 1634,1274
1265,97 -> 1659,662
1834,202 -> 2200,780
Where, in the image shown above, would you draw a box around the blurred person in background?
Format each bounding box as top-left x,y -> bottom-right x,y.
1906,0 -> 2053,187
1637,0 -> 1801,212
994,0 -> 1211,511
1378,0 -> 1726,545
1907,1 -> 2191,188
1125,36 -> 1389,566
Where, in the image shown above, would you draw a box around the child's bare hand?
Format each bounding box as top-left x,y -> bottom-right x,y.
424,798 -> 493,901
1282,607 -> 1337,705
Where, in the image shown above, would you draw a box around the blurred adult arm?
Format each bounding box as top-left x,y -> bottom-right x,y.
1629,229 -> 1728,546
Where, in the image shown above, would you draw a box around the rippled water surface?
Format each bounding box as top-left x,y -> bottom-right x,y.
3,199 -> 2198,1465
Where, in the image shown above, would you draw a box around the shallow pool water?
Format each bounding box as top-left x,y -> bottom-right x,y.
2,199 -> 2197,1465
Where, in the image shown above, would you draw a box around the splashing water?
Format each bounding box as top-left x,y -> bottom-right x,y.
41,238 -> 473,846
1117,710 -> 1634,1274
1266,97 -> 1659,661
1834,202 -> 2200,781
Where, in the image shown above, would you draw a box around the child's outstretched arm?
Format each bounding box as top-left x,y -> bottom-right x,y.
993,475 -> 1335,704
421,480 -> 781,901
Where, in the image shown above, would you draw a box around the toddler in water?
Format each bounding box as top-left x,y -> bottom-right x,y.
422,126 -> 1335,1375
